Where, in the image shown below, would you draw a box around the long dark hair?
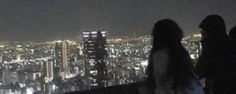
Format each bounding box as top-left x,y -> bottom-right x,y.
146,19 -> 196,90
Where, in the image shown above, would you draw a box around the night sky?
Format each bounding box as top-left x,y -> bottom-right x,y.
0,0 -> 236,41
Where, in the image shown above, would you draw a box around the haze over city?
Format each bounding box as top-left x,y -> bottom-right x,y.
0,0 -> 236,41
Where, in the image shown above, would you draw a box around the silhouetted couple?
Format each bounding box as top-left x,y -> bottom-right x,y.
141,15 -> 236,94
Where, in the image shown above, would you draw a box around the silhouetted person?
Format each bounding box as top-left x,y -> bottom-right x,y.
229,26 -> 236,58
196,15 -> 235,94
229,26 -> 236,94
229,26 -> 236,45
139,19 -> 204,94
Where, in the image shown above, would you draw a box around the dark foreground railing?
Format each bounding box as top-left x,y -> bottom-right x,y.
65,82 -> 144,94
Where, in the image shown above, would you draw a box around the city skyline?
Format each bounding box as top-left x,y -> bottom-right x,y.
0,31 -> 202,93
0,0 -> 236,41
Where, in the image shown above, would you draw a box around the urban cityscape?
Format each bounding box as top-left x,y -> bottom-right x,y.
1,0 -> 236,94
0,31 -> 202,94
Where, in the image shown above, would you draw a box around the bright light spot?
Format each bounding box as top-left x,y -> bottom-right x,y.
190,54 -> 196,59
54,40 -> 62,43
141,60 -> 148,66
90,70 -> 98,74
91,31 -> 97,34
19,83 -> 25,88
16,45 -> 22,48
26,88 -> 34,94
4,61 -> 8,64
81,72 -> 85,76
0,45 -> 4,48
193,34 -> 202,37
52,84 -> 56,91
83,32 -> 90,34
134,67 -> 140,70
65,74 -> 74,79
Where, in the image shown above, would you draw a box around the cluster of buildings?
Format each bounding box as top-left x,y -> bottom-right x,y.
0,31 -> 202,94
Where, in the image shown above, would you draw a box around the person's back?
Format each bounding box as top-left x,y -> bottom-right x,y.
155,47 -> 203,94
140,19 -> 204,94
196,15 -> 234,94
229,26 -> 236,64
229,26 -> 236,48
140,47 -> 204,94
228,26 -> 236,94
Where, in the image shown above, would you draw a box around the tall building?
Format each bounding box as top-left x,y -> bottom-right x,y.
44,59 -> 55,83
55,40 -> 70,79
83,31 -> 108,88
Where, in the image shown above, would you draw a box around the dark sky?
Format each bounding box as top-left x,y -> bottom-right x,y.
0,0 -> 236,41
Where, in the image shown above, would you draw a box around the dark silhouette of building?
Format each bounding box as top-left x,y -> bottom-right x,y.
83,31 -> 108,89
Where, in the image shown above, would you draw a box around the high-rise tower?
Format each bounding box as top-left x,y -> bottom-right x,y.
55,40 -> 70,79
83,31 -> 108,88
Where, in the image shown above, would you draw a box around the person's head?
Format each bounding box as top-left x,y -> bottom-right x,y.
152,19 -> 183,48
146,19 -> 189,89
199,15 -> 227,40
229,26 -> 236,40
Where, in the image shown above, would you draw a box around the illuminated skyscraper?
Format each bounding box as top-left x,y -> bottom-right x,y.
83,31 -> 108,88
44,59 -> 55,83
55,40 -> 70,79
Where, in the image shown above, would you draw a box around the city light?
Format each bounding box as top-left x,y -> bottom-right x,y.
26,88 -> 34,94
0,34 -> 201,93
141,60 -> 148,66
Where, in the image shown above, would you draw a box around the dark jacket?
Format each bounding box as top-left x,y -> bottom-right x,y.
196,15 -> 236,94
196,15 -> 233,79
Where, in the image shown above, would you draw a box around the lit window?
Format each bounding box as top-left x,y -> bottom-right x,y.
90,70 -> 98,75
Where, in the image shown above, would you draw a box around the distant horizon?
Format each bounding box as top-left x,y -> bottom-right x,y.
0,32 -> 202,42
1,0 -> 235,41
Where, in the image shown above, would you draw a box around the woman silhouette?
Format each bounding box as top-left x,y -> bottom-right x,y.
139,19 -> 204,94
